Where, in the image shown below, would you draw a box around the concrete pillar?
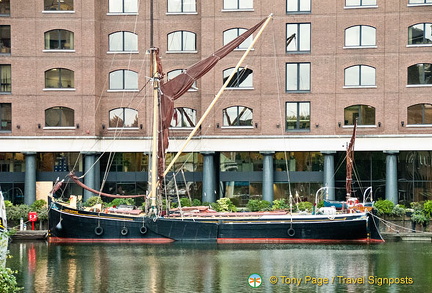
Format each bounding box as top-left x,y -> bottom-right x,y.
261,151 -> 274,203
202,152 -> 216,203
24,152 -> 37,205
322,151 -> 336,200
82,152 -> 97,201
385,151 -> 399,204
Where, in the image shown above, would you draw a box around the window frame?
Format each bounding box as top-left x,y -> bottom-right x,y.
0,0 -> 10,16
44,68 -> 75,90
0,25 -> 11,54
344,65 -> 376,88
108,0 -> 138,14
0,64 -> 11,93
286,0 -> 311,14
286,23 -> 311,53
167,31 -> 197,53
108,31 -> 138,53
344,0 -> 377,8
223,28 -> 252,50
108,107 -> 139,128
285,62 -> 311,92
408,0 -> 432,6
167,0 -> 197,14
285,101 -> 311,132
222,0 -> 254,11
407,103 -> 432,126
223,67 -> 254,89
0,103 -> 11,132
344,25 -> 377,48
343,104 -> 376,126
44,29 -> 75,51
408,23 -> 432,46
44,106 -> 75,128
170,107 -> 197,128
108,69 -> 139,91
407,63 -> 432,86
222,106 -> 253,127
43,0 -> 74,12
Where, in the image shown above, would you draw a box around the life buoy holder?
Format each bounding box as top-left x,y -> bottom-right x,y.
121,227 -> 128,236
140,225 -> 147,235
95,226 -> 104,236
287,228 -> 295,237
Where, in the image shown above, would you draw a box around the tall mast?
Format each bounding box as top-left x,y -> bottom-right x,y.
149,48 -> 159,216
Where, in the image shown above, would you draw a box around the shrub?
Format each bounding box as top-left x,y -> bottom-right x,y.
272,199 -> 288,211
391,204 -> 406,217
423,200 -> 432,218
84,196 -> 103,207
6,204 -> 31,222
296,201 -> 313,212
179,198 -> 192,207
247,199 -> 271,212
411,210 -> 430,226
215,198 -> 237,212
0,266 -> 21,293
374,199 -> 395,215
30,199 -> 47,210
192,199 -> 201,206
108,198 -> 135,207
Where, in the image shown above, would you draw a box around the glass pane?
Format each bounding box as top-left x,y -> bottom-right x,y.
124,32 -> 138,51
408,105 -> 422,124
223,107 -> 238,126
0,103 -> 11,131
183,32 -> 195,51
299,23 -> 310,51
286,103 -> 298,130
62,108 -> 74,126
45,108 -> 60,126
224,29 -> 238,45
362,105 -> 375,125
124,70 -> 138,89
345,66 -> 359,86
361,26 -> 376,46
45,0 -> 73,11
0,65 -> 11,92
110,70 -> 124,89
223,0 -> 237,9
286,64 -> 298,91
287,0 -> 299,12
346,0 -> 361,6
300,0 -> 311,11
298,102 -> 310,129
109,0 -> 123,12
184,0 -> 196,12
61,69 -> 74,88
239,0 -> 253,9
124,0 -> 138,13
424,104 -> 432,124
344,106 -> 358,125
109,108 -> 124,127
45,69 -> 60,88
168,0 -> 182,12
362,0 -> 376,5
345,26 -> 360,47
299,63 -> 310,90
168,32 -> 181,51
124,108 -> 138,127
286,24 -> 298,51
109,32 -> 123,51
0,0 -> 10,15
238,107 -> 253,126
361,66 -> 375,86
0,25 -> 11,53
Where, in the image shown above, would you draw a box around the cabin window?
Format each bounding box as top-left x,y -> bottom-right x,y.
344,65 -> 375,87
167,31 -> 196,52
167,69 -> 197,91
223,67 -> 253,88
109,70 -> 138,90
108,0 -> 138,13
285,62 -> 310,92
286,23 -> 311,52
223,0 -> 253,10
44,0 -> 74,11
408,0 -> 432,5
345,0 -> 376,7
286,102 -> 310,131
408,63 -> 432,85
0,103 -> 11,131
45,106 -> 74,127
108,31 -> 138,52
0,25 -> 11,54
344,25 -> 376,47
286,0 -> 311,13
223,28 -> 252,50
44,30 -> 74,50
109,107 -> 138,128
407,104 -> 432,125
45,68 -> 74,89
167,0 -> 196,13
0,65 -> 11,93
223,106 -> 253,127
0,0 -> 10,16
344,105 -> 375,126
408,24 -> 432,45
170,107 -> 196,128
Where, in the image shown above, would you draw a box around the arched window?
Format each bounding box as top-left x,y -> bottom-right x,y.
45,106 -> 74,127
44,0 -> 73,11
407,63 -> 432,85
344,25 -> 376,47
223,106 -> 253,127
109,107 -> 138,128
167,69 -> 197,90
44,29 -> 74,50
167,0 -> 196,13
344,105 -> 375,126
223,28 -> 252,49
170,107 -> 196,127
408,104 -> 432,125
167,31 -> 196,52
408,23 -> 432,45
108,0 -> 138,13
223,67 -> 253,88
109,69 -> 138,90
45,68 -> 74,88
344,65 -> 375,87
108,31 -> 138,52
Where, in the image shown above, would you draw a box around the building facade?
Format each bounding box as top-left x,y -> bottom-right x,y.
0,0 -> 431,206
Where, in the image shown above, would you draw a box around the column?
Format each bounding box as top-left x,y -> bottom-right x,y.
82,152 -> 97,202
322,151 -> 336,200
202,152 -> 216,203
385,151 -> 399,204
24,152 -> 37,205
261,151 -> 274,203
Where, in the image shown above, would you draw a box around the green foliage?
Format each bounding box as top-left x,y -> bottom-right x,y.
0,266 -> 20,293
84,196 -> 103,207
215,198 -> 237,212
192,199 -> 201,206
247,199 -> 271,212
296,201 -> 313,212
374,199 -> 395,215
410,202 -> 423,211
108,198 -> 135,207
179,198 -> 192,207
30,200 -> 46,210
3,201 -> 12,208
272,199 -> 289,211
423,200 -> 432,218
6,204 -> 31,222
411,210 -> 430,226
391,204 -> 406,217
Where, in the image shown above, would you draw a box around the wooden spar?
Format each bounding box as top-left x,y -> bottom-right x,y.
162,14 -> 274,177
150,49 -> 159,215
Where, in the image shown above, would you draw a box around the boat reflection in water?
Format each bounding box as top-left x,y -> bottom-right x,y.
7,241 -> 432,292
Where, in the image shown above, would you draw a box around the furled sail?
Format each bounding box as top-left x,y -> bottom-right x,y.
345,120 -> 357,198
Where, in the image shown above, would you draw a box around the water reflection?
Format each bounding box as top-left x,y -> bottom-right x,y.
6,242 -> 432,293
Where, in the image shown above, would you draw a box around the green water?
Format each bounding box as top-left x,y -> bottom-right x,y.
6,241 -> 432,292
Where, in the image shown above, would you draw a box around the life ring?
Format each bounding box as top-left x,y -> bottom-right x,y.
140,226 -> 147,235
287,228 -> 295,237
121,227 -> 128,236
95,226 -> 104,236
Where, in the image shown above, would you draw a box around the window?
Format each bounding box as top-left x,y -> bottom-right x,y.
286,0 -> 311,13
223,67 -> 253,88
108,0 -> 138,13
286,102 -> 310,131
167,0 -> 196,13
344,65 -> 375,87
167,69 -> 197,90
44,30 -> 74,50
345,0 -> 377,7
344,25 -> 376,47
167,31 -> 196,52
223,0 -> 253,10
44,0 -> 74,11
109,70 -> 138,90
0,65 -> 11,93
0,103 -> 11,131
45,68 -> 74,88
344,105 -> 375,125
0,0 -> 10,16
408,0 -> 432,5
408,104 -> 432,125
223,28 -> 252,50
170,107 -> 196,127
109,32 -> 138,52
223,106 -> 253,127
408,24 -> 432,45
109,107 -> 138,128
286,62 -> 310,92
408,63 -> 432,85
286,23 -> 311,52
0,25 -> 11,54
45,107 -> 74,127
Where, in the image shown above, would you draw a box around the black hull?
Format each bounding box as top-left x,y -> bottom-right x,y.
48,200 -> 384,244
